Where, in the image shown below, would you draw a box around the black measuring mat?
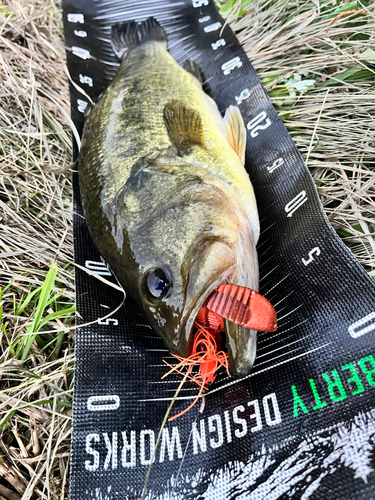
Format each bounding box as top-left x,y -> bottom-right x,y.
62,1 -> 375,498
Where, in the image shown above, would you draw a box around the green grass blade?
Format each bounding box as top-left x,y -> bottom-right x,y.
38,305 -> 76,330
14,287 -> 42,316
21,265 -> 58,360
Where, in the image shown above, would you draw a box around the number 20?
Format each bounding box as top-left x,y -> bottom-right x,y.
247,111 -> 271,138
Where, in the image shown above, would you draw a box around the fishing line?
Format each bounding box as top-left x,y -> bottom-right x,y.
141,370 -> 190,500
171,405 -> 202,497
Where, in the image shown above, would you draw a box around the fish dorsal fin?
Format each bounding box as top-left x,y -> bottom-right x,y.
163,100 -> 205,155
182,58 -> 203,85
224,105 -> 246,165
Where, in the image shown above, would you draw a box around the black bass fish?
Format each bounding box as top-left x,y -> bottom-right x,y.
79,17 -> 274,377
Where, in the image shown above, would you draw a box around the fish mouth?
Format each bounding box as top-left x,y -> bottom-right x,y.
178,277 -> 259,379
180,285 -> 258,378
175,239 -> 237,358
182,273 -> 233,354
176,235 -> 260,378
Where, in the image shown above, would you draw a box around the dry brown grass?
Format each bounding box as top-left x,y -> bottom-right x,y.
0,0 -> 374,498
0,1 -> 73,498
229,0 -> 375,270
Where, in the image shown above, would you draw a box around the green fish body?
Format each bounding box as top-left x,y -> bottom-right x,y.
79,18 -> 260,377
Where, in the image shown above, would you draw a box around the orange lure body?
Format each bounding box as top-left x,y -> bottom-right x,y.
164,284 -> 277,420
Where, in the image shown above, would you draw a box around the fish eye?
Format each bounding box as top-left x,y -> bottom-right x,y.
147,268 -> 171,298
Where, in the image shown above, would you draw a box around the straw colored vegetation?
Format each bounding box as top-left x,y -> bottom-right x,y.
0,0 -> 373,498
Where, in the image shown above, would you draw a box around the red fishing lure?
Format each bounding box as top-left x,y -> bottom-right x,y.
163,284 -> 277,420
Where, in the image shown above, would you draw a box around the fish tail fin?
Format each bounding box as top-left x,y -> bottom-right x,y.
111,17 -> 167,60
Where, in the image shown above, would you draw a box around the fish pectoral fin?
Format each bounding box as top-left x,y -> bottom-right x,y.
163,100 -> 206,156
224,105 -> 246,165
182,59 -> 203,85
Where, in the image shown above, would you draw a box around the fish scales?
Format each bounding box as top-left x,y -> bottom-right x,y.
79,18 -> 261,377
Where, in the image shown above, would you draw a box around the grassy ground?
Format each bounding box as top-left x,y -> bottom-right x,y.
0,0 -> 374,498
